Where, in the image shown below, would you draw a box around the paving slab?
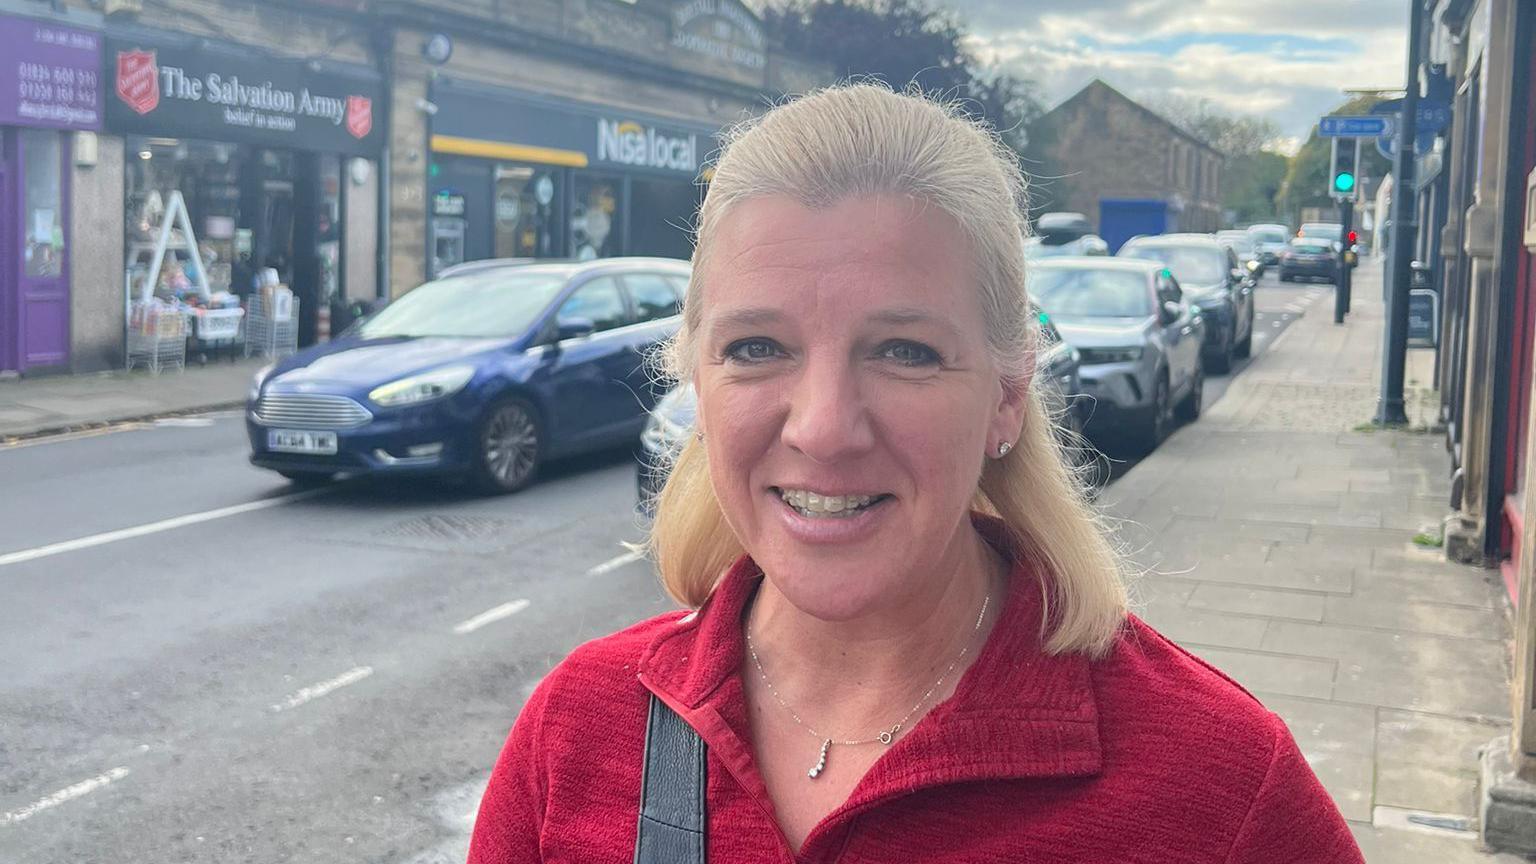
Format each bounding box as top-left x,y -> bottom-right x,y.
1264,694 -> 1377,823
1182,645 -> 1337,699
1324,594 -> 1510,639
1186,583 -> 1327,622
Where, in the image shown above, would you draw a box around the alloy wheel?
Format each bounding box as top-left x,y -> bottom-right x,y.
483,402 -> 539,491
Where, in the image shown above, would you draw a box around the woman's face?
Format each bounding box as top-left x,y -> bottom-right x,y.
694,194 -> 1028,621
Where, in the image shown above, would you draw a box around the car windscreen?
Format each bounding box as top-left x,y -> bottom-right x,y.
1030,268 -> 1152,317
1218,234 -> 1255,253
1118,244 -> 1226,285
1290,240 -> 1332,255
357,272 -> 568,339
1250,227 -> 1288,244
1300,224 -> 1343,240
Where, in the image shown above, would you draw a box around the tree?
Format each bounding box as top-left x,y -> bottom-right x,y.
1278,94 -> 1394,221
762,0 -> 1044,155
1146,95 -> 1290,225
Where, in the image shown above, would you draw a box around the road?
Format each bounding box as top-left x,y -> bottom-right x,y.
0,271 -> 1322,863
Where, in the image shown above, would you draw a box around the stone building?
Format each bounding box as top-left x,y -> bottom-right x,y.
1031,80 -> 1223,248
0,0 -> 825,374
387,0 -> 828,295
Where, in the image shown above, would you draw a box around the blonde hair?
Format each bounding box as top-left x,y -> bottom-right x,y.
647,83 -> 1127,657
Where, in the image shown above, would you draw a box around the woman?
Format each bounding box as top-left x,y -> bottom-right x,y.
468,84 -> 1363,863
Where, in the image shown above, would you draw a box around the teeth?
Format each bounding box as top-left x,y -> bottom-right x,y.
777,489 -> 880,517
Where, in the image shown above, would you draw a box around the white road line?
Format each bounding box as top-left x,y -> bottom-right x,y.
0,488 -> 330,569
587,550 -> 645,576
271,665 -> 374,712
453,599 -> 530,635
1284,303 -> 1306,313
1,767 -> 130,826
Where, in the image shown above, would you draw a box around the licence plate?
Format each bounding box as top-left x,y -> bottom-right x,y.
268,429 -> 339,455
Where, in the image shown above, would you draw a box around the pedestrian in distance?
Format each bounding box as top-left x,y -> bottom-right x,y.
467,83 -> 1364,864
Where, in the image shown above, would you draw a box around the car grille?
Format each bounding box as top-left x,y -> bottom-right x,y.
252,393 -> 373,429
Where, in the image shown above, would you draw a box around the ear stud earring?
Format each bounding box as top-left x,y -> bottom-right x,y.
996,441 -> 1012,458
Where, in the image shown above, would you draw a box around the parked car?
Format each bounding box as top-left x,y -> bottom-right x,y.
1246,223 -> 1291,265
246,257 -> 690,493
1299,222 -> 1345,252
1024,211 -> 1110,259
1117,233 -> 1255,373
1278,237 -> 1338,283
1029,257 -> 1205,451
636,304 -> 1090,512
1216,230 -> 1265,278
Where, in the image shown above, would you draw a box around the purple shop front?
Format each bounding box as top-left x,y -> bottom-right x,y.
0,13 -> 101,373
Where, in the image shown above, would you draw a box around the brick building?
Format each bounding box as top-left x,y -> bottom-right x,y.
1031,80 -> 1224,246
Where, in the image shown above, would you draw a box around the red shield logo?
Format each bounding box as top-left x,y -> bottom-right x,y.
345,96 -> 372,140
116,50 -> 159,116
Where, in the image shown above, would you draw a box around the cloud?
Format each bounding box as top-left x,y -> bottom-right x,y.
950,0 -> 1409,139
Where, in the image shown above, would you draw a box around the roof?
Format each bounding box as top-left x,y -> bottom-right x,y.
1120,233 -> 1226,248
1029,256 -> 1163,273
438,256 -> 690,280
1044,80 -> 1223,158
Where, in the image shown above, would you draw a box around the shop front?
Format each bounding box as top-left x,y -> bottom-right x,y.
426,79 -> 713,276
104,29 -> 383,355
0,13 -> 102,374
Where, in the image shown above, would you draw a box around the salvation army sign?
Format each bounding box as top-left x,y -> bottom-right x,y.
104,35 -> 383,156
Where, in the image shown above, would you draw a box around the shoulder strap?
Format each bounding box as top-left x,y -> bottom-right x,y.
634,694 -> 708,864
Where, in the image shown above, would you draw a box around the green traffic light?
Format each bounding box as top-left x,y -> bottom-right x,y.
1333,171 -> 1356,193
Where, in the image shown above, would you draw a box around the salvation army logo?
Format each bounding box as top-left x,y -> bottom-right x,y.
345,96 -> 372,140
116,50 -> 159,116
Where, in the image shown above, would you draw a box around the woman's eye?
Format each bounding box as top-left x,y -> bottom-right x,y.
724,338 -> 783,363
879,341 -> 941,367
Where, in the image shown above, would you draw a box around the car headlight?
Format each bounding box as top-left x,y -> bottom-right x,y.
368,365 -> 476,407
1078,346 -> 1144,365
249,363 -> 275,401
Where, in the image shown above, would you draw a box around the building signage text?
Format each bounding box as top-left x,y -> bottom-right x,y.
671,0 -> 766,71
597,119 -> 698,172
0,15 -> 102,131
105,35 -> 383,156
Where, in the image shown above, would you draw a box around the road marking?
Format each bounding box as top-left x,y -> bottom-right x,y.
0,488 -> 330,569
271,665 -> 374,712
1,767 -> 130,826
453,599 -> 530,634
1284,303 -> 1306,313
587,549 -> 645,576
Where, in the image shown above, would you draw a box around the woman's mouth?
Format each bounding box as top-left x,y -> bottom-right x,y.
773,487 -> 892,519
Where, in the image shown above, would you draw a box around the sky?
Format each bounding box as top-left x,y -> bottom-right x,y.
944,0 -> 1412,153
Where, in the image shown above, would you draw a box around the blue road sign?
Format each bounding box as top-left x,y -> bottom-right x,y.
1320,115 -> 1394,138
1372,98 -> 1452,134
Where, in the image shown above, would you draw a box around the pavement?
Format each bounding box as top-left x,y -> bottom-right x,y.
1103,259 -> 1527,860
0,357 -> 264,441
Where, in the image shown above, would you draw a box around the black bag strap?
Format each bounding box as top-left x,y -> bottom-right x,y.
634,694 -> 708,864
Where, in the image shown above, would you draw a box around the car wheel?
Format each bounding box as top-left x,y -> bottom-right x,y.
472,397 -> 542,494
1205,334 -> 1234,374
1139,375 -> 1171,453
277,470 -> 334,486
1176,365 -> 1204,422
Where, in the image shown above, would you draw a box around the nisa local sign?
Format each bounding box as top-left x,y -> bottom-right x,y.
597,118 -> 698,173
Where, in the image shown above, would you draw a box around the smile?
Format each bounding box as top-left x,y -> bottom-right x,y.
774,487 -> 892,519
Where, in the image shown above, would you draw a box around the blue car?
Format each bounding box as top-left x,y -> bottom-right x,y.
246,258 -> 690,493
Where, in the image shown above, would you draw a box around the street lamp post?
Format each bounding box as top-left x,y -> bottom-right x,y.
1376,0 -> 1425,426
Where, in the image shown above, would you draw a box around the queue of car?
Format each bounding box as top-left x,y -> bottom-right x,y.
244,218 -> 1307,501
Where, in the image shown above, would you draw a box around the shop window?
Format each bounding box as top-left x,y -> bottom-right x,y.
558,277 -> 628,333
630,178 -> 697,260
495,165 -> 563,259
573,173 -> 625,260
625,273 -> 682,322
21,130 -> 64,278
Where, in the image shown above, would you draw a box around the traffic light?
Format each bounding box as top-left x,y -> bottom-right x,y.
1347,230 -> 1359,245
1329,138 -> 1360,200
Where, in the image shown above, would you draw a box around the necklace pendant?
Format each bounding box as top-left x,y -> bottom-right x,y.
808,739 -> 830,780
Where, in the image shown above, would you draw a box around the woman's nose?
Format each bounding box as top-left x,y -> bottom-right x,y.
780,357 -> 875,464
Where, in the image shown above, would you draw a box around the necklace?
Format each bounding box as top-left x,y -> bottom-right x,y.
745,592 -> 990,781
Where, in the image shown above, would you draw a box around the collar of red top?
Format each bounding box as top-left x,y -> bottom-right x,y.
636,515 -> 1104,800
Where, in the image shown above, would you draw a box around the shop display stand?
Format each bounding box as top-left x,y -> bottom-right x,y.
244,294 -> 300,359
123,190 -> 244,368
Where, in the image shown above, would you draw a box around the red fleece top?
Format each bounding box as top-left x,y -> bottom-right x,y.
469,525 -> 1364,863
